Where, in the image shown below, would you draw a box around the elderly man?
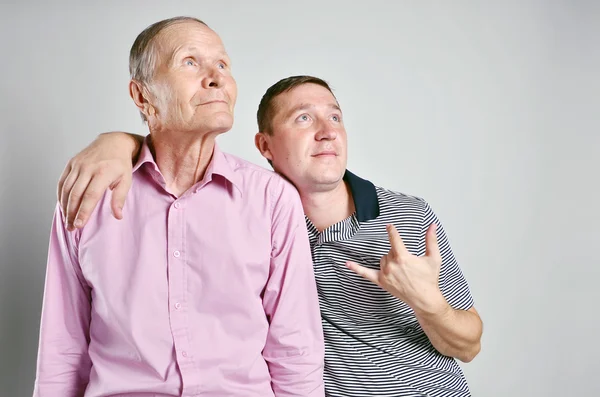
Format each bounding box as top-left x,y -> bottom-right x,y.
34,17 -> 325,397
59,73 -> 484,396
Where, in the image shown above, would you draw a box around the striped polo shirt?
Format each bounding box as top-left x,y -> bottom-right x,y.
307,170 -> 474,397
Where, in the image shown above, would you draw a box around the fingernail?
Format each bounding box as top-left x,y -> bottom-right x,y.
74,219 -> 82,228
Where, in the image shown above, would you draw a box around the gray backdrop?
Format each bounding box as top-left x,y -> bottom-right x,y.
1,1 -> 599,396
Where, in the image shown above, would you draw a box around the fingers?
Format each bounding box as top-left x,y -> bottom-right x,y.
386,224 -> 409,258
380,255 -> 392,276
346,261 -> 380,285
425,223 -> 442,263
70,174 -> 113,229
109,176 -> 132,220
57,162 -> 72,203
60,168 -> 79,223
65,175 -> 93,230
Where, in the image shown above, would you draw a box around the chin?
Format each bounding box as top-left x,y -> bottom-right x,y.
311,170 -> 344,187
318,165 -> 344,179
202,112 -> 234,134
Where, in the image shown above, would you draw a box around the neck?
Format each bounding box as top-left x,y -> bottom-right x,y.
149,129 -> 219,197
300,180 -> 355,232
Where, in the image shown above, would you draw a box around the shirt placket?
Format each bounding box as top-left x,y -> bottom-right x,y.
167,197 -> 198,396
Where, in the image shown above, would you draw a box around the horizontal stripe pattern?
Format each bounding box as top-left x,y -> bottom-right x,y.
307,186 -> 474,397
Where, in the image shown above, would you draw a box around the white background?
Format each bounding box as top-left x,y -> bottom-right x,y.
1,1 -> 599,395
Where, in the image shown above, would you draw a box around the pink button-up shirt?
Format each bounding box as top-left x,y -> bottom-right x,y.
34,142 -> 325,397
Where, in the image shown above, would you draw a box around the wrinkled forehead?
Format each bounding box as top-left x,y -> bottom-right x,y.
154,20 -> 227,59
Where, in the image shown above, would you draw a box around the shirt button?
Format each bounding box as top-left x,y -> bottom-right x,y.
174,302 -> 181,310
174,202 -> 181,209
182,351 -> 188,357
173,250 -> 181,258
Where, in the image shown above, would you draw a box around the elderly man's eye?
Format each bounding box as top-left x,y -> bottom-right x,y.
184,59 -> 195,66
332,115 -> 341,122
217,62 -> 226,69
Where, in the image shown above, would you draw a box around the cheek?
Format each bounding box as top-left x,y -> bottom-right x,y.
228,79 -> 238,101
272,139 -> 295,167
289,145 -> 309,170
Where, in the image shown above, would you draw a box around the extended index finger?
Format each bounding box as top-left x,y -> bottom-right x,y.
386,224 -> 409,257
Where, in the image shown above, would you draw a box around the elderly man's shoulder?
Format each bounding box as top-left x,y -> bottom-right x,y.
222,152 -> 298,196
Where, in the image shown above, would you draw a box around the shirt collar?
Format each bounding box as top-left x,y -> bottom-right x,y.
343,169 -> 380,222
133,135 -> 243,195
132,136 -> 157,173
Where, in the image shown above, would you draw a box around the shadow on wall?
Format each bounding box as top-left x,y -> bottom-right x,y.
0,103 -> 67,395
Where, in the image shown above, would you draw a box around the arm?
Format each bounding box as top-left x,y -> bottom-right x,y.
58,132 -> 143,231
412,203 -> 482,362
414,304 -> 481,363
262,178 -> 325,397
33,205 -> 92,396
347,204 -> 482,363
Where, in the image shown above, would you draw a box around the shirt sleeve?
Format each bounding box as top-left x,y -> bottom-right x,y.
33,204 -> 92,397
422,201 -> 474,311
261,177 -> 325,397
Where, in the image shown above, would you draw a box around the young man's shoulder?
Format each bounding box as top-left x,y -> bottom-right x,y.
374,185 -> 430,213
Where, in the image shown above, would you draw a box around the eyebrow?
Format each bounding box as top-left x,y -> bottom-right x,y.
283,103 -> 341,119
167,46 -> 229,65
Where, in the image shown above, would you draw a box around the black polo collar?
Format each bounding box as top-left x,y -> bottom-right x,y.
343,170 -> 380,222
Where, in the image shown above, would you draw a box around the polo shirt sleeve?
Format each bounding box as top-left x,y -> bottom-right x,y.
422,201 -> 474,311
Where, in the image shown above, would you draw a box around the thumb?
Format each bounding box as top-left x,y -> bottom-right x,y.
110,176 -> 132,220
346,261 -> 380,285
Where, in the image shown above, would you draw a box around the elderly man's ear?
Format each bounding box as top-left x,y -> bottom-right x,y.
129,80 -> 156,118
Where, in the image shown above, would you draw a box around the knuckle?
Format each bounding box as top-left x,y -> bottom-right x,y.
69,190 -> 82,200
67,158 -> 78,169
82,189 -> 100,200
97,162 -> 113,174
81,164 -> 99,176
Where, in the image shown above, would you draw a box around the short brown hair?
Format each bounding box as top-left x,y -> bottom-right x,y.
256,75 -> 336,135
129,16 -> 208,122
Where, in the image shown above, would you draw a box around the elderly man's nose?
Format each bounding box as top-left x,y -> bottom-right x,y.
204,67 -> 223,88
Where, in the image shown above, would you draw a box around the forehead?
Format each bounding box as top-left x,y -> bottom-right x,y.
270,83 -> 340,123
277,83 -> 337,107
154,21 -> 227,57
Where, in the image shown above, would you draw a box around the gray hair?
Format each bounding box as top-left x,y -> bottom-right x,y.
129,16 -> 208,122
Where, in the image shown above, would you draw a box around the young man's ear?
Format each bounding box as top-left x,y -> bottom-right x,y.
129,80 -> 156,118
254,132 -> 273,162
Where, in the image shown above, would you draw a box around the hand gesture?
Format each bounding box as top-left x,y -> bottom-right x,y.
346,223 -> 445,314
